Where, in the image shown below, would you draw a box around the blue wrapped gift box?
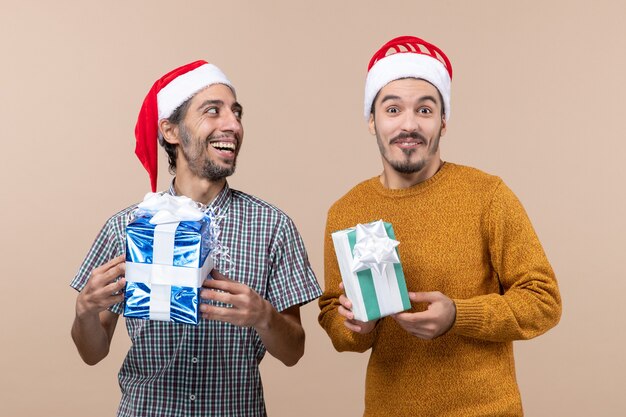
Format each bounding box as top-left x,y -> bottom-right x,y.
124,211 -> 213,325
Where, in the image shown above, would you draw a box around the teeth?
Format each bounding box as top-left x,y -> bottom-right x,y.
210,142 -> 236,151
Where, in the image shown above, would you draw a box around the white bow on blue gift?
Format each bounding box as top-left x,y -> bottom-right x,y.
138,192 -> 205,224
139,192 -> 232,274
351,220 -> 400,276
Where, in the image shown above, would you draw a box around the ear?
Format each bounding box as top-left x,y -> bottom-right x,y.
440,116 -> 447,137
368,113 -> 376,136
159,119 -> 180,145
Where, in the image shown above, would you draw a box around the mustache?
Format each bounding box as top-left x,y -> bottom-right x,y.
390,131 -> 427,144
208,133 -> 238,141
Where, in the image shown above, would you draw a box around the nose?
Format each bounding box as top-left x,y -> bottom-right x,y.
400,111 -> 420,132
220,109 -> 243,135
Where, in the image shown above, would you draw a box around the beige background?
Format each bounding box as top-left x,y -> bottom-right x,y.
1,0 -> 624,415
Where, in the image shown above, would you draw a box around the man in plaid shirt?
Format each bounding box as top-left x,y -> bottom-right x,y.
70,61 -> 322,416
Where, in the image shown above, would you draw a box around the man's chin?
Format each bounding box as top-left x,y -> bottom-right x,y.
197,161 -> 236,181
389,161 -> 425,174
383,155 -> 422,173
206,172 -> 234,181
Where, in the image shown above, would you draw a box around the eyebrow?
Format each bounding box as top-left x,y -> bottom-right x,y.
197,99 -> 224,110
379,95 -> 439,105
379,95 -> 402,104
196,100 -> 243,112
417,95 -> 438,105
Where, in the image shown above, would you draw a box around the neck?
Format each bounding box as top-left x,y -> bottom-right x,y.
173,170 -> 226,205
379,158 -> 444,189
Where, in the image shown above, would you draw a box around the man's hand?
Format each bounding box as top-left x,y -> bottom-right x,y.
72,255 -> 125,365
76,255 -> 126,318
199,269 -> 271,329
199,269 -> 305,366
392,291 -> 456,339
337,282 -> 378,334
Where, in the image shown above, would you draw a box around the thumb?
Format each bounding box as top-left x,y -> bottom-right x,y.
210,269 -> 230,281
409,291 -> 441,304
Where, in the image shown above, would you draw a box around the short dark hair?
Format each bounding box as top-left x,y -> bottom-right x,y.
159,96 -> 193,174
369,77 -> 446,120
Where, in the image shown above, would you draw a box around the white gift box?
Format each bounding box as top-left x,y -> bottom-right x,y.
332,220 -> 411,322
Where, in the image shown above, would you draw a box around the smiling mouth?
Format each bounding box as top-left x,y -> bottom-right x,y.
209,141 -> 236,154
391,139 -> 424,147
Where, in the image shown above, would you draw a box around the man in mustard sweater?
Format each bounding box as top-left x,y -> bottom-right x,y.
318,36 -> 562,416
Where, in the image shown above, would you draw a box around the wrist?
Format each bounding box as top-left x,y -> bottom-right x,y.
254,299 -> 275,332
75,296 -> 96,320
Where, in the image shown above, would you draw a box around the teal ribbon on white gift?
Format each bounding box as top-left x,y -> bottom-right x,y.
332,220 -> 411,322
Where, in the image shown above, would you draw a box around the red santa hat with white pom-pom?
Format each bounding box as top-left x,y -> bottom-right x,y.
134,60 -> 235,192
364,36 -> 453,121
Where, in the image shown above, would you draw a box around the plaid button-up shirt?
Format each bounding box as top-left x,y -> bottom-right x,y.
71,182 -> 322,416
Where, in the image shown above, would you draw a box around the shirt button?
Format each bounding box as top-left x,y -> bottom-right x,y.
189,394 -> 196,401
191,357 -> 198,364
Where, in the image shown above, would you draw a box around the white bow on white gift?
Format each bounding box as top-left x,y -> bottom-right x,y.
351,220 -> 400,276
138,192 -> 205,224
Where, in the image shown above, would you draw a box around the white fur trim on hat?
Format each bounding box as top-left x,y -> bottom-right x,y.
157,63 -> 234,120
364,53 -> 451,121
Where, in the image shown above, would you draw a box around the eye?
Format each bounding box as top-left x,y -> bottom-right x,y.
386,106 -> 400,114
233,108 -> 243,119
204,106 -> 218,115
417,107 -> 432,115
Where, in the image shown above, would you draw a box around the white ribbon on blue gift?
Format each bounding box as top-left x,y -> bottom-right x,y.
350,221 -> 402,318
126,193 -> 213,321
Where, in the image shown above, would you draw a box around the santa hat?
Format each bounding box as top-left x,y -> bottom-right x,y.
364,36 -> 452,121
134,60 -> 235,192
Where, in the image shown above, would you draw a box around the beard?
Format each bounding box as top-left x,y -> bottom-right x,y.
178,124 -> 237,180
376,128 -> 441,174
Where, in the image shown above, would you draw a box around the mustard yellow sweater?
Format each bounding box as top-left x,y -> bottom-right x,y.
319,162 -> 561,417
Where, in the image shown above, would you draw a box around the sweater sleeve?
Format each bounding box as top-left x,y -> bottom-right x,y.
318,206 -> 379,352
450,181 -> 562,342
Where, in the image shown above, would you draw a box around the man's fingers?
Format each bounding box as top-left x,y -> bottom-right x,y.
114,277 -> 126,292
91,260 -> 125,285
210,269 -> 231,281
338,294 -> 352,310
107,278 -> 127,306
93,255 -> 125,274
337,305 -> 354,320
393,311 -> 429,325
200,288 -> 236,305
200,304 -> 239,323
202,277 -> 241,293
409,291 -> 442,303
110,293 -> 126,305
104,278 -> 126,296
392,312 -> 411,324
100,263 -> 125,282
103,254 -> 126,268
343,319 -> 363,333
202,270 -> 239,290
338,293 -> 356,319
392,308 -> 452,339
343,318 -> 376,334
